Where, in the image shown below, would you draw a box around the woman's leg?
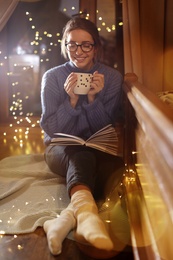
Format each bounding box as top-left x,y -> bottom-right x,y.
44,146 -> 77,255
44,145 -> 69,177
43,203 -> 76,255
67,151 -> 125,251
94,151 -> 125,200
70,186 -> 114,250
65,148 -> 113,249
64,147 -> 113,250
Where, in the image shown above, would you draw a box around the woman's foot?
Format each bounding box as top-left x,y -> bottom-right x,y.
43,203 -> 76,255
71,190 -> 113,250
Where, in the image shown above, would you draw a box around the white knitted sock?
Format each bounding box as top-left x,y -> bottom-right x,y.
71,190 -> 113,250
43,203 -> 76,255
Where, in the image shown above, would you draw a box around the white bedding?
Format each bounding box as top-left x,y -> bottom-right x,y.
0,154 -> 70,234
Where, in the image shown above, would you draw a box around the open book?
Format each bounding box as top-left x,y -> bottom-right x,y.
50,124 -> 118,156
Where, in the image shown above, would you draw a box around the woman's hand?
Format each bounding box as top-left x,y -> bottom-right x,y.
64,73 -> 79,108
87,71 -> 104,103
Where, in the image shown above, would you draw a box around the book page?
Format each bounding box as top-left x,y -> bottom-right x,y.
86,124 -> 112,141
53,132 -> 84,144
86,143 -> 117,156
51,124 -> 118,156
86,125 -> 118,155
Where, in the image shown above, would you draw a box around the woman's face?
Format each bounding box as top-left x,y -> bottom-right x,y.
66,29 -> 96,71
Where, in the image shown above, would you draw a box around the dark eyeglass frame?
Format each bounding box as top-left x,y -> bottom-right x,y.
65,42 -> 95,53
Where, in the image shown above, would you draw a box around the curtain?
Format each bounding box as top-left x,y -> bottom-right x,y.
122,0 -> 142,82
122,0 -> 172,92
0,0 -> 42,31
0,0 -> 19,31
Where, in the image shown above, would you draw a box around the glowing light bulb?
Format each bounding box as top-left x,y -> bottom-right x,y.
17,245 -> 23,250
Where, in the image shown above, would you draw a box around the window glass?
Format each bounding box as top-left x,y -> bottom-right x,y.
96,0 -> 123,72
5,0 -> 79,117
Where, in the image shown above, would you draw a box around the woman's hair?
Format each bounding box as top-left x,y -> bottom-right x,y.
61,17 -> 102,61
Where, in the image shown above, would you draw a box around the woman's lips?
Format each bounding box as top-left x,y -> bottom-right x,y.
74,57 -> 86,62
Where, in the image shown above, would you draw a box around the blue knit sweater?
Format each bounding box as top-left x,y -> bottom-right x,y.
40,61 -> 123,145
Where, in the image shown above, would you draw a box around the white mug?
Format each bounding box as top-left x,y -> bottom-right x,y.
74,73 -> 93,95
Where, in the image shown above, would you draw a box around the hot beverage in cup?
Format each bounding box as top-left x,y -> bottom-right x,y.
74,73 -> 93,95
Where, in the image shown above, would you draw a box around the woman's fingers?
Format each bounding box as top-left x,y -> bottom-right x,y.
64,73 -> 78,95
90,71 -> 104,93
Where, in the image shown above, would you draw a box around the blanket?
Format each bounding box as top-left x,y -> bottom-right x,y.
0,154 -> 131,251
0,154 -> 70,234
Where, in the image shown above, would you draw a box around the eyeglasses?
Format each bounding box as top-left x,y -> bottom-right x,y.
65,42 -> 95,53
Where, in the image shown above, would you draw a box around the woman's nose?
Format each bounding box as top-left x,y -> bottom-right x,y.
75,45 -> 83,55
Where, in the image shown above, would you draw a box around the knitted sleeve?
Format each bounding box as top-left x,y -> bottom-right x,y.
40,68 -> 81,140
82,66 -> 123,133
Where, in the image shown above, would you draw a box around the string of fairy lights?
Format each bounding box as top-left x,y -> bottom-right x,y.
0,2 -> 122,150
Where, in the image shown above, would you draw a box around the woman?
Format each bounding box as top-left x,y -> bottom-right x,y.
40,17 -> 124,255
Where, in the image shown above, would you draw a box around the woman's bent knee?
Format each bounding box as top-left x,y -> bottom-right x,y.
45,145 -> 68,176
